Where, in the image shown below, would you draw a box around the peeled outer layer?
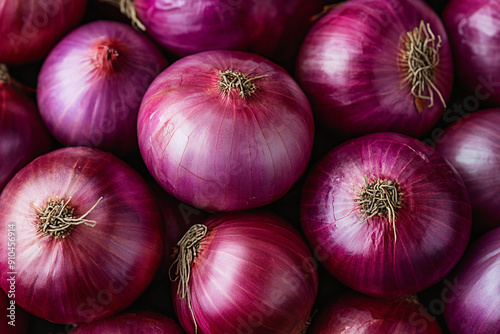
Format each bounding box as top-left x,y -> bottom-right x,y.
0,81 -> 51,192
442,0 -> 500,106
0,147 -> 163,324
37,20 -> 167,157
444,227 -> 500,334
138,50 -> 314,212
0,0 -> 87,64
300,132 -> 471,299
309,292 -> 442,334
296,0 -> 453,139
70,311 -> 184,333
133,0 -> 322,66
0,288 -> 29,334
173,212 -> 318,334
435,108 -> 500,232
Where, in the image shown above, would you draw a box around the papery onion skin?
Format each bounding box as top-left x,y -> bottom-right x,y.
0,147 -> 163,324
37,20 -> 167,157
435,108 -> 500,232
172,211 -> 318,334
296,0 -> 453,139
0,0 -> 87,64
138,50 -> 314,212
300,132 -> 471,299
442,0 -> 500,106
0,75 -> 51,192
309,292 -> 442,334
0,288 -> 29,334
70,311 -> 184,333
132,0 -> 322,66
444,227 -> 500,334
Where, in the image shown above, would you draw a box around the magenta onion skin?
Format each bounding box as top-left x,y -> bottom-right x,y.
172,211 -> 318,334
132,0 -> 321,64
0,77 -> 51,192
296,0 -> 453,139
435,108 -> 500,232
70,311 -> 184,333
0,147 -> 163,324
37,20 -> 167,157
138,50 -> 314,212
309,292 -> 442,334
444,227 -> 500,334
0,288 -> 29,334
0,0 -> 87,64
442,0 -> 500,106
300,132 -> 471,299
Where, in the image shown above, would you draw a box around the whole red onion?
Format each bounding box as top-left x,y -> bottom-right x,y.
301,132 -> 471,299
442,0 -> 500,106
296,0 -> 453,138
444,227 -> 500,334
0,0 -> 87,64
0,65 -> 51,192
70,311 -> 184,333
37,20 -> 167,157
435,108 -> 500,232
0,147 -> 163,324
309,292 -> 442,333
138,50 -> 314,212
171,211 -> 318,334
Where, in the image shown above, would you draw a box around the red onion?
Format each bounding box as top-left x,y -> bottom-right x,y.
70,311 -> 184,333
435,108 -> 500,233
442,0 -> 500,106
309,292 -> 443,333
0,0 -> 87,64
0,146 -> 163,324
37,20 -> 167,157
0,288 -> 29,334
296,0 -> 453,139
171,211 -> 318,334
444,227 -> 500,334
0,65 -> 51,192
300,132 -> 471,299
138,50 -> 314,212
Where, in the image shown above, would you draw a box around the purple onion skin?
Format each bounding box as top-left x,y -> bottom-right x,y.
173,212 -> 318,334
301,132 -> 472,299
0,288 -> 29,334
133,0 -> 322,65
0,81 -> 51,192
138,50 -> 314,212
309,292 -> 443,334
0,147 -> 163,324
443,0 -> 500,106
37,20 -> 168,157
70,311 -> 184,333
0,0 -> 87,64
296,0 -> 453,139
444,227 -> 500,334
435,108 -> 500,233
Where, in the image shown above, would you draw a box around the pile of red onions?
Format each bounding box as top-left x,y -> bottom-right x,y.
171,211 -> 318,333
37,20 -> 167,157
70,311 -> 183,333
442,0 -> 500,106
138,50 -> 314,212
0,147 -> 163,324
436,108 -> 500,233
309,292 -> 442,333
0,65 -> 51,192
444,227 -> 500,333
300,132 -> 471,298
296,0 -> 453,138
0,0 -> 88,64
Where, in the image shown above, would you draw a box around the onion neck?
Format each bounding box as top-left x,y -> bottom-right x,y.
357,176 -> 403,241
0,64 -> 10,84
400,20 -> 445,113
36,197 -> 102,238
99,0 -> 145,31
170,224 -> 208,334
94,44 -> 122,74
217,69 -> 267,99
